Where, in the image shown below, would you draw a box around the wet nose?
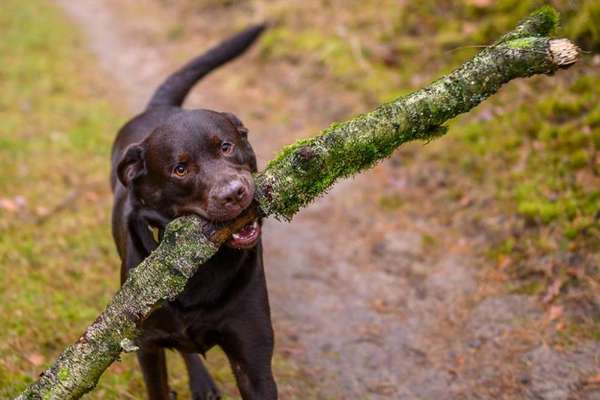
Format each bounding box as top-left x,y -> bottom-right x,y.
217,181 -> 247,206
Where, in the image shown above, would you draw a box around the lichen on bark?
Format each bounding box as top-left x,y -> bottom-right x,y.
16,7 -> 579,400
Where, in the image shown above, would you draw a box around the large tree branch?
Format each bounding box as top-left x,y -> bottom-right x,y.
17,7 -> 579,400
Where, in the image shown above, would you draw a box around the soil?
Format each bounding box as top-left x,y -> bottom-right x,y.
55,1 -> 599,399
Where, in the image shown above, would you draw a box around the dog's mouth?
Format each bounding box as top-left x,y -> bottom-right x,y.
226,219 -> 261,249
173,205 -> 260,249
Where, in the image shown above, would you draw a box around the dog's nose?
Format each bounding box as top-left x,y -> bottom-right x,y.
218,181 -> 247,206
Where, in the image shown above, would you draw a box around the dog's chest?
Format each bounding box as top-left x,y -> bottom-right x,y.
139,301 -> 230,353
139,248 -> 260,352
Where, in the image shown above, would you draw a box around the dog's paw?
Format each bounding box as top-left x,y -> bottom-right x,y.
192,388 -> 221,400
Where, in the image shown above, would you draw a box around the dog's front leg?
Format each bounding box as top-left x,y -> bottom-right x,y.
221,323 -> 277,400
180,352 -> 221,400
138,346 -> 173,400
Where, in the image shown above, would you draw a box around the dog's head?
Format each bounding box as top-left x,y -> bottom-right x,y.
117,109 -> 260,248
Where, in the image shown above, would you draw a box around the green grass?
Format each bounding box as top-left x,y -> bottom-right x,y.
0,0 -> 134,397
0,1 -> 309,398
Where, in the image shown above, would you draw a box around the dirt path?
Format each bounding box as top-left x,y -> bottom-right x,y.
56,1 -> 599,399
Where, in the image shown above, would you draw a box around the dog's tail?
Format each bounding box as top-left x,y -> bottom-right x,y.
146,24 -> 266,109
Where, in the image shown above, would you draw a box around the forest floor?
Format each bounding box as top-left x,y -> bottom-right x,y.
1,0 -> 598,399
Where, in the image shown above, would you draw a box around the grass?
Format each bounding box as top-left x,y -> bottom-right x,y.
0,0 -> 310,398
0,0 -> 135,397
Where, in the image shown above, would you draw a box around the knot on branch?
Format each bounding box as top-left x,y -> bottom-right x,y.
120,338 -> 139,353
292,145 -> 322,174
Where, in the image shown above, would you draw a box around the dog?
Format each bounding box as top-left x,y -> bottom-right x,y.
110,25 -> 277,400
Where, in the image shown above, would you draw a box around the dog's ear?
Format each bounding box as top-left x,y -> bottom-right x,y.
221,112 -> 249,136
117,143 -> 146,187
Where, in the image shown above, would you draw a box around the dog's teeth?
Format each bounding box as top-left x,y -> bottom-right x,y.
232,233 -> 241,239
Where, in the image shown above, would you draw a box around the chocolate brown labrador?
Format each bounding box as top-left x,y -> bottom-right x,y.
110,25 -> 277,400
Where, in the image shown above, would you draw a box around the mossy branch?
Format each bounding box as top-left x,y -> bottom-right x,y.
17,8 -> 579,400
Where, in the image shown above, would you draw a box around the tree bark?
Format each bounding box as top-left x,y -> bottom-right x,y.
17,7 -> 578,400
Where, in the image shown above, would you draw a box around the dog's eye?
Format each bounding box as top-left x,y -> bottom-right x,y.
220,141 -> 233,154
220,141 -> 234,155
173,164 -> 187,177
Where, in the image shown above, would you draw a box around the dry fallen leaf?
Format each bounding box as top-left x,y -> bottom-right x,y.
542,279 -> 562,304
498,255 -> 512,270
84,191 -> 99,201
35,206 -> 50,216
547,305 -> 563,321
0,198 -> 18,212
586,373 -> 600,385
370,298 -> 396,314
0,196 -> 27,212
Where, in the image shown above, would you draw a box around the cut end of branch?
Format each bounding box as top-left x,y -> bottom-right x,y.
549,39 -> 580,68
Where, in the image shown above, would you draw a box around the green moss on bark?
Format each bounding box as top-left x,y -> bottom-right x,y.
496,5 -> 559,44
256,33 -> 570,220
